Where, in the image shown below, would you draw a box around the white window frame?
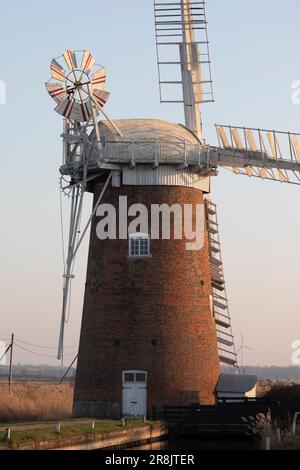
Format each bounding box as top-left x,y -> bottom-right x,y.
128,232 -> 151,257
123,370 -> 148,384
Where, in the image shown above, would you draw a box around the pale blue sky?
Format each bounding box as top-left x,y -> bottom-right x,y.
1,0 -> 300,366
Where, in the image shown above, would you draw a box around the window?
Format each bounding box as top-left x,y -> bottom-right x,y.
124,373 -> 135,382
123,371 -> 147,383
129,233 -> 150,257
135,373 -> 147,382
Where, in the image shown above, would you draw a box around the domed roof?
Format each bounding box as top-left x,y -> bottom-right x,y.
88,118 -> 202,166
99,118 -> 200,145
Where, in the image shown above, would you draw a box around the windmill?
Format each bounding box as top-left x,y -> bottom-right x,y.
46,2 -> 300,418
237,335 -> 254,373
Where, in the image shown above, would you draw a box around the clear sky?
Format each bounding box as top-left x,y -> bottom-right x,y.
0,0 -> 300,367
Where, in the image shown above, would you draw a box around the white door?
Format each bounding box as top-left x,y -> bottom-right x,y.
122,371 -> 147,417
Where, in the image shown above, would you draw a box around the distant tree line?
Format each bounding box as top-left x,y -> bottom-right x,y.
0,364 -> 75,381
1,364 -> 300,381
222,366 -> 300,381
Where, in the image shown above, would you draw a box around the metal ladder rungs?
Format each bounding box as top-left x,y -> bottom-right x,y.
206,207 -> 216,215
216,329 -> 234,339
206,200 -> 216,208
210,257 -> 222,266
206,199 -> 237,368
209,239 -> 219,246
212,281 -> 225,291
219,355 -> 237,366
211,264 -> 222,273
213,294 -> 228,302
209,239 -> 220,245
211,273 -> 224,282
213,300 -> 227,310
207,219 -> 218,226
215,318 -> 230,328
214,311 -> 231,320
217,337 -> 234,347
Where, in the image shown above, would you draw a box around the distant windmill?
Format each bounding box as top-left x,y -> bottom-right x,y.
237,335 -> 254,373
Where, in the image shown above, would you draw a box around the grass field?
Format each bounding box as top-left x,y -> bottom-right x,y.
0,381 -> 73,422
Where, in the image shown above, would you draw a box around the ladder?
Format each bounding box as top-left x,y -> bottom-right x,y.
205,199 -> 238,368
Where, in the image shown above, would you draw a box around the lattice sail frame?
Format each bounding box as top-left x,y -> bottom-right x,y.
46,49 -> 110,122
154,0 -> 213,104
154,0 -> 214,140
215,125 -> 300,185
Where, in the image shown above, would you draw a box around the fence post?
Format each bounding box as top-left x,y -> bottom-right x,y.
291,412 -> 300,435
55,422 -> 61,433
276,428 -> 281,444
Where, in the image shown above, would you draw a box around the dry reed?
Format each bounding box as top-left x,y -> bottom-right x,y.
0,381 -> 73,423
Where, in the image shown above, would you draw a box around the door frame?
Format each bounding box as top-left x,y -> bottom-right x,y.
122,370 -> 148,417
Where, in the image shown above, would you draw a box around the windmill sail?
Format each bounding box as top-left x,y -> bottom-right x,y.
214,125 -> 300,185
154,0 -> 214,140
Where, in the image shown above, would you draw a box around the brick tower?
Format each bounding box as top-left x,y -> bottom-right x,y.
72,119 -> 221,418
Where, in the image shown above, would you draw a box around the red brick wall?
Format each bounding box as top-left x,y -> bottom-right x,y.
74,183 -> 220,414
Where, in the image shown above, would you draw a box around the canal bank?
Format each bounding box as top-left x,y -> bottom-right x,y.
0,422 -> 168,450
57,423 -> 168,451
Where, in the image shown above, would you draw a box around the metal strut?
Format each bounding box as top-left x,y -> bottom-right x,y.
58,165 -> 87,362
58,165 -> 112,361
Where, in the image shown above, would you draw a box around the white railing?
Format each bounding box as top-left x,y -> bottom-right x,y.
102,140 -> 201,165
63,139 -> 205,167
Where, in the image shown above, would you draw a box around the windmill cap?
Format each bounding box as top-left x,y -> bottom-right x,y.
98,118 -> 201,144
